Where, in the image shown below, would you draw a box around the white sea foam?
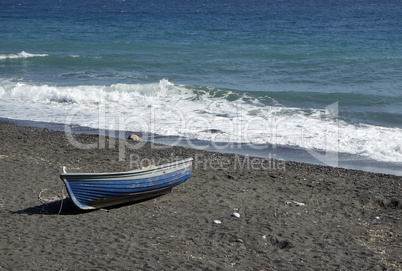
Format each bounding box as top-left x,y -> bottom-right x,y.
0,79 -> 401,163
0,51 -> 49,60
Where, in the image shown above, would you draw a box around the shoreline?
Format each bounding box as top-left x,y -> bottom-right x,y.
1,117 -> 401,176
0,120 -> 401,270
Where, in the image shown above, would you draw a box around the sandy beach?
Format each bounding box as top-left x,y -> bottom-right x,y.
0,121 -> 401,270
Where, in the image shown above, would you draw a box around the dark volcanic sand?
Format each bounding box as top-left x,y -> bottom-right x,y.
0,122 -> 401,270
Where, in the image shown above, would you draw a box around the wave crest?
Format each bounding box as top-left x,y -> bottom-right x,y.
0,51 -> 48,60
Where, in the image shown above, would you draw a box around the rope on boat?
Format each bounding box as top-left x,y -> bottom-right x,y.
38,186 -> 66,215
57,188 -> 65,215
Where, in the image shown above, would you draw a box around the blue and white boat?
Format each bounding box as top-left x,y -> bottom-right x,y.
60,158 -> 193,210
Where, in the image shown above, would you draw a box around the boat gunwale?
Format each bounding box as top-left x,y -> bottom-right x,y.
60,157 -> 193,178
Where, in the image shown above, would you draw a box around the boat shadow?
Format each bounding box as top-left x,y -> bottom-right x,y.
11,198 -> 84,215
11,194 -> 166,215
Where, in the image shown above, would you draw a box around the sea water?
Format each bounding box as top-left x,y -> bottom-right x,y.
0,0 -> 401,172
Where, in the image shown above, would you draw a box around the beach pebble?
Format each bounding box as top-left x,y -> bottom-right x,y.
213,220 -> 222,224
286,201 -> 306,206
232,212 -> 240,218
127,134 -> 141,141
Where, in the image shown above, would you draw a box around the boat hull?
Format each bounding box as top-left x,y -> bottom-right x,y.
60,158 -> 193,210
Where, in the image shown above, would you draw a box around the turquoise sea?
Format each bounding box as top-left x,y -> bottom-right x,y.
1,0 -> 401,172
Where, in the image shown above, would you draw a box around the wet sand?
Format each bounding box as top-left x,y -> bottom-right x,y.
0,121 -> 401,270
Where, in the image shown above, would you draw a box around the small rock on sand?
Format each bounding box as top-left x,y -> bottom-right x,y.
127,134 -> 141,141
232,212 -> 240,218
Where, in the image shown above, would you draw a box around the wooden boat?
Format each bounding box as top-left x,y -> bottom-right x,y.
60,158 -> 193,210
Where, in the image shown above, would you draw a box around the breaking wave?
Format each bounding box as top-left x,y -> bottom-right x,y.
0,51 -> 48,60
0,79 -> 401,163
